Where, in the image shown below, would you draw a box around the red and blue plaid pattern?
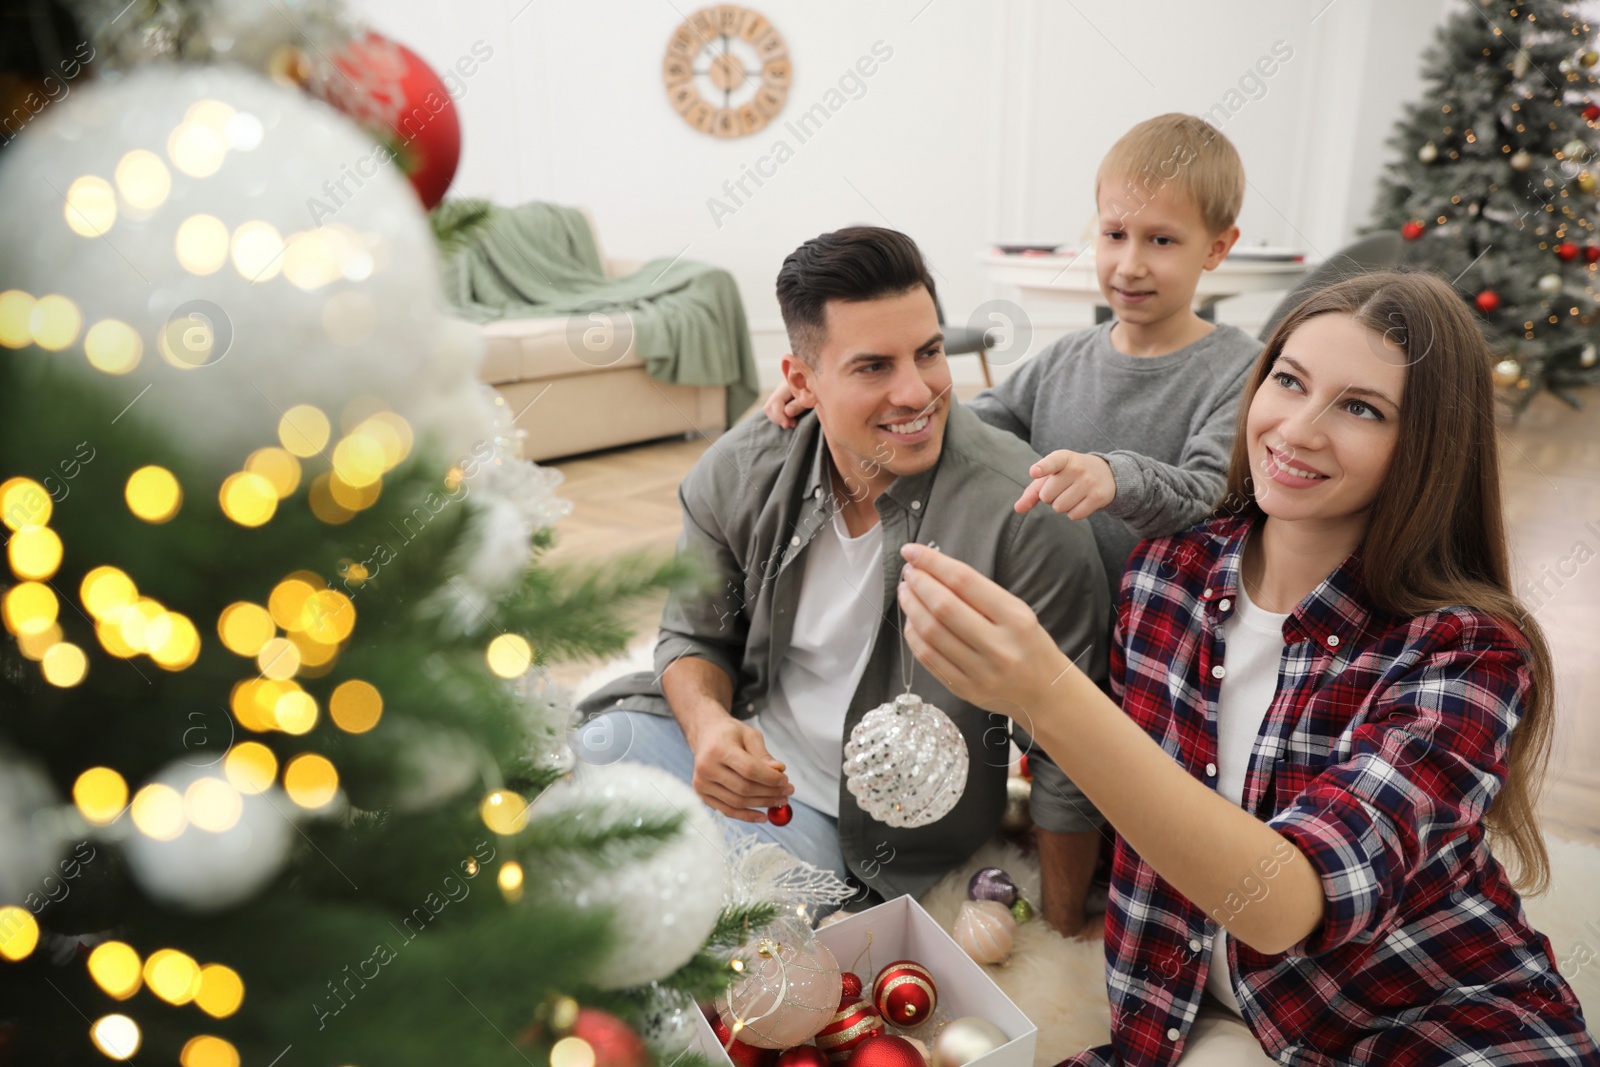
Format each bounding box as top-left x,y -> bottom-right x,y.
1061,514 -> 1598,1066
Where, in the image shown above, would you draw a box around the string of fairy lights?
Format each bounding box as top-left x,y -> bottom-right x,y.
0,89 -> 542,1064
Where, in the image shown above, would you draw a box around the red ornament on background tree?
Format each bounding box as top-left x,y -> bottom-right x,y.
777,1047 -> 832,1067
327,30 -> 463,209
1401,220 -> 1425,240
814,995 -> 885,1064
1474,289 -> 1502,314
847,1035 -> 926,1067
1556,242 -> 1580,262
709,1012 -> 780,1067
1585,103 -> 1600,121
871,960 -> 937,1026
1587,246 -> 1600,264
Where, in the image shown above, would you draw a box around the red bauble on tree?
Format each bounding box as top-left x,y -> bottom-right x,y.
1401,220 -> 1426,240
1474,289 -> 1502,314
327,31 -> 463,209
872,961 -> 938,1027
777,1047 -> 832,1067
1587,246 -> 1600,264
847,1036 -> 927,1067
1585,103 -> 1600,121
708,1012 -> 780,1067
814,996 -> 885,1064
530,1009 -> 648,1067
1556,242 -> 1580,262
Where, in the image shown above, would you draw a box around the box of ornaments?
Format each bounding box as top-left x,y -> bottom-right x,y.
693,894 -> 1036,1067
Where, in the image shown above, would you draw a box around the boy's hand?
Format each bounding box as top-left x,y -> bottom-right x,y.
1014,450 -> 1116,520
761,382 -> 815,429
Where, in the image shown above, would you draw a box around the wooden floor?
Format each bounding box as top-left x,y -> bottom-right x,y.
543,388 -> 1600,847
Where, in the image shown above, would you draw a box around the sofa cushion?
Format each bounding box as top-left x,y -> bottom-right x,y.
479,315 -> 643,385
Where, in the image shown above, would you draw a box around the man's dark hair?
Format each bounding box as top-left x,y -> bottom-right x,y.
775,227 -> 938,363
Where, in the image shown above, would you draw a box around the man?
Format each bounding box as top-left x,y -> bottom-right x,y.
577,227 -> 1109,930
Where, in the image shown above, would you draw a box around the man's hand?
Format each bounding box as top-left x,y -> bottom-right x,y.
1014,450 -> 1116,521
761,381 -> 815,429
684,717 -> 793,822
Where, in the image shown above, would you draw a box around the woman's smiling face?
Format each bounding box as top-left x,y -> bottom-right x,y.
1245,312 -> 1407,525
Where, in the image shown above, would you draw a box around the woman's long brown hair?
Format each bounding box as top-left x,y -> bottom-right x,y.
1218,269 -> 1555,894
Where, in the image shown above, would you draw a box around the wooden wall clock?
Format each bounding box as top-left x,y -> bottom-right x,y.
663,6 -> 790,138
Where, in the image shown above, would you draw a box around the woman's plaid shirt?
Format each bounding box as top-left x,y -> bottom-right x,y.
1062,514 -> 1598,1066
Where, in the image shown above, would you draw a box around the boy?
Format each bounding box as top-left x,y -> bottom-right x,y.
766,112 -> 1261,601
761,114 -> 1264,935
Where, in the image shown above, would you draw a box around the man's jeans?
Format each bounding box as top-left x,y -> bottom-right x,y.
574,710 -> 853,892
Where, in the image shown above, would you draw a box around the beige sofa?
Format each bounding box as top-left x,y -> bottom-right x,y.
475,209 -> 729,462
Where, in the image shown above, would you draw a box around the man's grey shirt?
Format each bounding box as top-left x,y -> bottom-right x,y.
578,402 -> 1109,899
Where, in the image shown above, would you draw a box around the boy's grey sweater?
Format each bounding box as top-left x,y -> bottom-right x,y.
965,320 -> 1263,605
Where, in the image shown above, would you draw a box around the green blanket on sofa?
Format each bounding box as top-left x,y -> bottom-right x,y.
440,200 -> 759,427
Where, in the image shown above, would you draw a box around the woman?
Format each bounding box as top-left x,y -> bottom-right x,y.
897,272 -> 1598,1065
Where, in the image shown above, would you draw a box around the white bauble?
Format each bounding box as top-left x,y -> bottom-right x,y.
843,693 -> 969,828
532,763 -> 729,989
0,748 -> 64,905
0,65 -> 478,472
1418,142 -> 1439,163
123,761 -> 293,911
1539,273 -> 1564,295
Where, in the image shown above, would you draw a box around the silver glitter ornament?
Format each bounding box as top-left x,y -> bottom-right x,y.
843,693 -> 969,828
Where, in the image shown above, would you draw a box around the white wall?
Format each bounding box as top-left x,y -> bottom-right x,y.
349,0 -> 1455,385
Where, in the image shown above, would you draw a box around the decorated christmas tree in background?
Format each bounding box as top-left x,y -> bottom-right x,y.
1373,0 -> 1600,414
0,3 -> 843,1065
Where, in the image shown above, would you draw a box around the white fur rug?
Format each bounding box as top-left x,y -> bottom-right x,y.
571,642 -> 1600,1064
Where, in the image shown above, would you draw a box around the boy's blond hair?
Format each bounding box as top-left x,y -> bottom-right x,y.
1095,113 -> 1244,236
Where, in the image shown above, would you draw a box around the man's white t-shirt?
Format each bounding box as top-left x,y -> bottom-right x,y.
1205,580 -> 1290,1016
756,502 -> 884,817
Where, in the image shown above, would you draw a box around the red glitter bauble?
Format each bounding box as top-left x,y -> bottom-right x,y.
708,1011 -> 780,1067
813,997 -> 884,1064
847,1035 -> 926,1067
776,1047 -> 831,1067
871,961 -> 937,1027
1401,220 -> 1425,241
1557,242 -> 1580,262
840,972 -> 864,999
768,804 -> 793,826
1474,290 -> 1501,314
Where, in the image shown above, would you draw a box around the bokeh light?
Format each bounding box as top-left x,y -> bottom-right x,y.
8,525 -> 63,580
144,948 -> 202,1005
219,472 -> 277,527
194,964 -> 245,1019
486,634 -> 533,678
223,742 -> 277,794
89,1014 -> 141,1060
41,641 -> 87,686
217,602 -> 274,656
480,790 -> 528,835
84,318 -> 143,374
126,466 -> 183,523
130,783 -> 186,840
87,941 -> 142,1000
0,907 -> 39,961
65,175 -> 116,237
3,581 -> 58,636
114,149 -> 172,213
30,293 -> 82,350
74,766 -> 129,825
283,753 -> 338,810
0,476 -> 49,530
176,214 -> 230,275
278,404 -> 331,457
181,1035 -> 241,1067
185,776 -> 243,833
328,679 -> 382,733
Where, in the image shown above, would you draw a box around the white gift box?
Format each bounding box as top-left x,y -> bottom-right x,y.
693,895 -> 1037,1067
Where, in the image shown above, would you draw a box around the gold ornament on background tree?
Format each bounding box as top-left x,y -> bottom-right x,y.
1581,50 -> 1599,69
1418,141 -> 1439,163
1494,358 -> 1523,386
1511,149 -> 1533,171
1579,171 -> 1598,193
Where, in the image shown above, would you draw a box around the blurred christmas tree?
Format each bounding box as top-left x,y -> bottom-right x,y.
0,4 -> 816,1065
1372,0 -> 1600,414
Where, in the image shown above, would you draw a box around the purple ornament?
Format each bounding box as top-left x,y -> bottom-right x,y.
967,866 -> 1018,906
